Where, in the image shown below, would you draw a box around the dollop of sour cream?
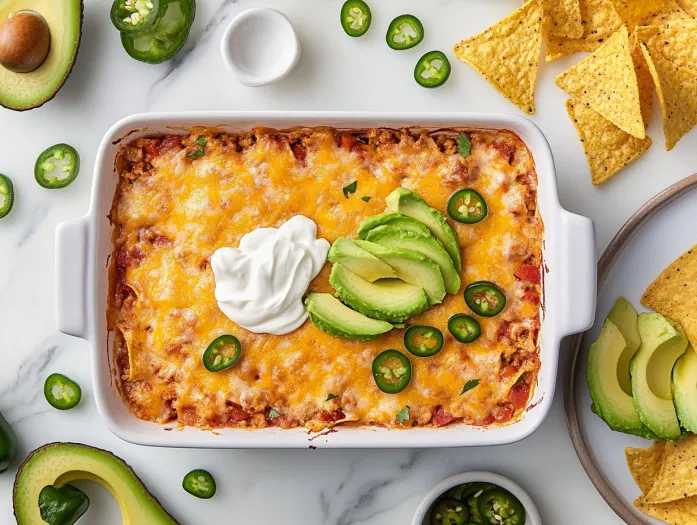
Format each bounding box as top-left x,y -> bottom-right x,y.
210,215 -> 330,335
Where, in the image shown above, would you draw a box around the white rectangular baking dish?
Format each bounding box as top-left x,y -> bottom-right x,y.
56,112 -> 596,448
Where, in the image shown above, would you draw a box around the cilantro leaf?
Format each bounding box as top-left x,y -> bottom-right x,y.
268,408 -> 280,419
326,393 -> 338,401
458,133 -> 471,158
460,379 -> 480,395
396,405 -> 410,424
186,135 -> 207,159
342,180 -> 358,198
361,196 -> 371,202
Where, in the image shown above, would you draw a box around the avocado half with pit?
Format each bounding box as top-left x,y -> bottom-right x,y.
0,0 -> 83,111
13,442 -> 178,524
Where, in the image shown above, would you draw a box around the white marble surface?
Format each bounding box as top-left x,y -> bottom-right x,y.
2,0 -> 696,523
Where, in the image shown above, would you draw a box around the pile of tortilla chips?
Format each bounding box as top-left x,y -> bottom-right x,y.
452,0 -> 697,186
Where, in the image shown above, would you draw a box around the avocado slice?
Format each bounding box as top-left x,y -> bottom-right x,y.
354,239 -> 446,305
305,292 -> 393,340
364,225 -> 461,294
631,313 -> 688,440
14,443 -> 178,524
586,318 -> 656,439
327,237 -> 396,282
0,1 -> 83,111
607,297 -> 642,396
672,345 -> 697,433
356,212 -> 431,240
385,188 -> 462,272
329,263 -> 428,323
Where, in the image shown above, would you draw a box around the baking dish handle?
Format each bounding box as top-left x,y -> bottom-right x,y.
55,217 -> 90,340
559,211 -> 597,336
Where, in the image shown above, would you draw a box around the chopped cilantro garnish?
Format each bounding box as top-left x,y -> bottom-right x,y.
186,135 -> 207,158
396,405 -> 410,424
326,393 -> 338,401
460,379 -> 480,395
269,408 -> 280,419
342,180 -> 358,198
361,196 -> 371,202
458,133 -> 471,158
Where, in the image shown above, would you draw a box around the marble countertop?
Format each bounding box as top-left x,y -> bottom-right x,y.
2,0 -> 696,523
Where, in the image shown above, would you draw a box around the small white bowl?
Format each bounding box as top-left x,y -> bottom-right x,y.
412,471 -> 542,525
220,7 -> 300,87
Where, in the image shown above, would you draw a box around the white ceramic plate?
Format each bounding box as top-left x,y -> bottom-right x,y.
566,173 -> 697,524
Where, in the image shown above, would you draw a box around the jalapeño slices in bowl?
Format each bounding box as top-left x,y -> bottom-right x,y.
430,482 -> 526,525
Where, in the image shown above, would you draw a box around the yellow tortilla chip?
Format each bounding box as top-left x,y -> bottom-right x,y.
626,442 -> 667,494
642,244 -> 697,350
677,0 -> 697,17
545,0 -> 622,61
645,434 -> 697,504
637,20 -> 697,150
636,495 -> 697,525
610,0 -> 690,32
565,99 -> 651,185
543,0 -> 583,38
556,26 -> 646,139
453,0 -> 543,114
632,34 -> 654,127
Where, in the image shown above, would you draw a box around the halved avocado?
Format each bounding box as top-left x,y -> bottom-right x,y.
0,1 -> 83,111
672,345 -> 697,433
14,442 -> 178,524
385,188 -> 462,272
305,292 -> 393,340
356,212 -> 431,240
607,296 -> 642,396
327,237 -> 396,282
329,263 -> 428,323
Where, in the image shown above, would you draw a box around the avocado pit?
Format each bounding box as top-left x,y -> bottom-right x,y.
0,11 -> 50,73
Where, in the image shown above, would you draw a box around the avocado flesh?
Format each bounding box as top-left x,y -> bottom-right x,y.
357,212 -> 431,240
329,263 -> 428,323
327,237 -> 396,282
364,225 -> 461,294
354,240 -> 446,305
305,292 -> 393,340
0,0 -> 83,110
385,188 -> 462,272
672,345 -> 697,433
13,443 -> 177,525
586,319 -> 656,439
631,313 -> 688,440
607,297 -> 642,395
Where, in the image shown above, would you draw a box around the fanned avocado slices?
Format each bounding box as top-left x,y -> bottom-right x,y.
357,211 -> 431,240
305,292 -> 393,340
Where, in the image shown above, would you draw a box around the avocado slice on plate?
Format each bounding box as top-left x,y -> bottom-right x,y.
329,263 -> 428,323
364,225 -> 461,294
672,345 -> 697,433
607,296 -> 642,396
305,292 -> 393,340
385,188 -> 462,272
354,239 -> 446,305
0,1 -> 83,110
13,443 -> 178,524
356,212 -> 431,240
631,313 -> 688,440
586,318 -> 656,439
327,237 -> 396,282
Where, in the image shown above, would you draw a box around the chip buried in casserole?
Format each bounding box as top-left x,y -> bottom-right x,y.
108,127 -> 543,431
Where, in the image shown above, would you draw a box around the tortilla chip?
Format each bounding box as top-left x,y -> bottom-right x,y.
556,26 -> 646,138
637,20 -> 697,150
545,0 -> 622,61
636,495 -> 697,525
610,0 -> 690,32
642,244 -> 697,350
632,34 -> 654,127
645,435 -> 697,504
543,0 -> 584,37
627,442 -> 667,494
565,99 -> 651,184
677,0 -> 697,17
453,0 -> 543,114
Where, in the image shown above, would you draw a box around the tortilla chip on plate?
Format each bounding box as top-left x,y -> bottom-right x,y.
453,0 -> 543,114
637,20 -> 697,150
556,26 -> 646,139
677,0 -> 697,17
632,34 -> 654,127
565,98 -> 651,185
645,435 -> 697,504
542,0 -> 584,38
626,441 -> 667,494
636,495 -> 697,525
610,0 -> 690,32
642,244 -> 697,350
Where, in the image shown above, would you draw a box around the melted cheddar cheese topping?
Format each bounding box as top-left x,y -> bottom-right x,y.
109,127 -> 543,431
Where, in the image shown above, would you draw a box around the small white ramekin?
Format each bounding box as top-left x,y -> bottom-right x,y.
411,471 -> 542,525
220,7 -> 301,87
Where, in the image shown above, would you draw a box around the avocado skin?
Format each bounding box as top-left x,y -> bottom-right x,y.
13,442 -> 179,524
0,1 -> 84,111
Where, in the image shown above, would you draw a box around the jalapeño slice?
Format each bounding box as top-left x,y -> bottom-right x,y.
35,144 -> 80,189
202,335 -> 241,372
404,325 -> 444,357
111,0 -> 160,33
448,314 -> 481,343
0,174 -> 14,219
372,349 -> 411,394
182,469 -> 216,499
448,189 -> 487,224
340,0 -> 371,37
44,374 -> 82,410
414,50 -> 451,88
477,488 -> 525,525
386,14 -> 424,50
464,281 -> 507,317
462,483 -> 495,523
430,497 -> 470,525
